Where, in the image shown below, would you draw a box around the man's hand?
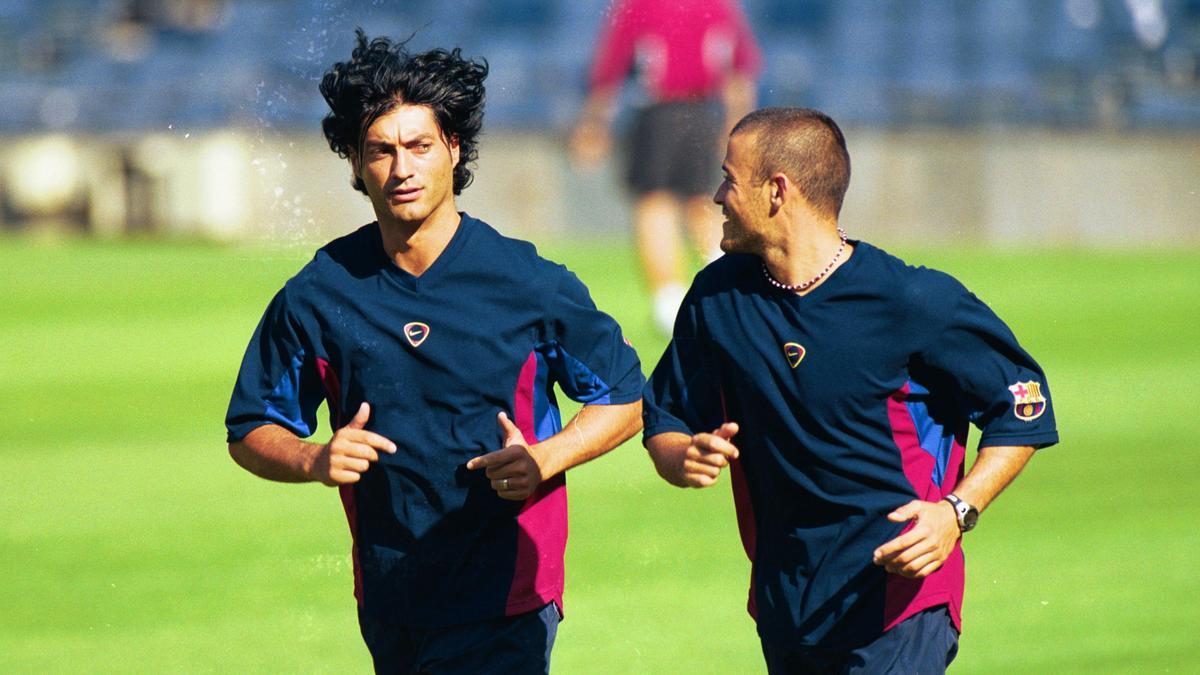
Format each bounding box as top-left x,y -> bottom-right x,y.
677,422 -> 741,488
569,90 -> 617,170
307,402 -> 397,486
466,412 -> 545,501
569,120 -> 612,169
872,499 -> 960,578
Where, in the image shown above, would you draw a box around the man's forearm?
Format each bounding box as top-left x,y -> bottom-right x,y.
228,424 -> 321,484
578,87 -> 618,128
530,400 -> 642,479
644,431 -> 693,487
720,74 -> 756,135
953,444 -> 1036,513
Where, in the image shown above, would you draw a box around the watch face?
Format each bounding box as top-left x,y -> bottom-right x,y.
945,495 -> 978,531
962,509 -> 979,530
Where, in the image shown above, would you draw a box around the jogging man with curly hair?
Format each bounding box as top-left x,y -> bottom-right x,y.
225,31 -> 643,673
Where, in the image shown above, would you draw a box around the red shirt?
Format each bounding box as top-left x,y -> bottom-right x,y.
589,0 -> 762,101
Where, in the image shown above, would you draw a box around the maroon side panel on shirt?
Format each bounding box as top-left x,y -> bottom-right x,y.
506,351 -> 568,616
316,356 -> 364,607
883,382 -> 965,633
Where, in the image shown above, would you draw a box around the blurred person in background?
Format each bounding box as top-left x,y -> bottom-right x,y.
225,30 -> 643,673
570,0 -> 761,334
642,108 -> 1059,673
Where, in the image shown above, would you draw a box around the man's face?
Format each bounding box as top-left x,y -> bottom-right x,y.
713,131 -> 770,254
356,104 -> 460,227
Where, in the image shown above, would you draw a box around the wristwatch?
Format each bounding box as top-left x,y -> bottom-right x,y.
943,494 -> 979,533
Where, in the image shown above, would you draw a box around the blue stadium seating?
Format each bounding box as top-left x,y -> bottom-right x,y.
0,0 -> 1196,132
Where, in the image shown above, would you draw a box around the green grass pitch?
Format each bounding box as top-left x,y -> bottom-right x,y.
1,235 -> 1197,672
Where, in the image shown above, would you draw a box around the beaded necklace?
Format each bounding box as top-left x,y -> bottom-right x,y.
761,228 -> 849,293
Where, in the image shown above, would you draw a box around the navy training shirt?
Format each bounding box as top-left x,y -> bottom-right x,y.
226,214 -> 643,627
643,241 -> 1058,649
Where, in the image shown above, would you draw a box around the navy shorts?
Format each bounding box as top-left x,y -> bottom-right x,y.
625,99 -> 723,197
761,605 -> 959,675
358,602 -> 560,674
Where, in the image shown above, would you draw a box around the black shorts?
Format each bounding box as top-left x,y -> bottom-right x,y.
358,602 -> 560,674
625,99 -> 723,197
760,605 -> 960,674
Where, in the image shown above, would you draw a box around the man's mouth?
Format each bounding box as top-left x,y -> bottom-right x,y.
390,187 -> 423,203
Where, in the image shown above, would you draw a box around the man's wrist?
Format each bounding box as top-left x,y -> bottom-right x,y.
644,432 -> 692,487
943,493 -> 979,532
645,444 -> 679,485
298,441 -> 324,482
527,441 -> 556,480
655,443 -> 690,487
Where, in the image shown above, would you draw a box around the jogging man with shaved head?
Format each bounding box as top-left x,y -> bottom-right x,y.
642,107 -> 1058,673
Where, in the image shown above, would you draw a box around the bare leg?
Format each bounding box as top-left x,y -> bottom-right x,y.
683,194 -> 724,263
633,191 -> 686,333
634,191 -> 683,290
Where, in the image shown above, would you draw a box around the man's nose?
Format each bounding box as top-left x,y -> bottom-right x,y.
393,150 -> 414,180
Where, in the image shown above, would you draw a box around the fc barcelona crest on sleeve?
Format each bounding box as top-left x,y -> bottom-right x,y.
784,342 -> 806,369
1008,380 -> 1047,421
403,322 -> 430,348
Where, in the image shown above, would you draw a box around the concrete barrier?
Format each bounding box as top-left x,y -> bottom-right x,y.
1,129 -> 1196,247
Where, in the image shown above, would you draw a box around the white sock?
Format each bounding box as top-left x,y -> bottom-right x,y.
653,283 -> 686,335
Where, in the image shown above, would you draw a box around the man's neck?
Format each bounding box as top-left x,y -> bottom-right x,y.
378,202 -> 462,277
760,217 -> 852,295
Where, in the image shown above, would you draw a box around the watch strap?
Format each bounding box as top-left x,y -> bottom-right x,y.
943,493 -> 978,532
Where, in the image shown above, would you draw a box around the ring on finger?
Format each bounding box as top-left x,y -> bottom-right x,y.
500,477 -> 510,491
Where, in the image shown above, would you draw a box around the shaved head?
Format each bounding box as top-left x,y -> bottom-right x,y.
731,108 -> 851,219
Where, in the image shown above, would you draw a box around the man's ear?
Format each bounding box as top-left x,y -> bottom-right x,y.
769,173 -> 788,209
448,134 -> 461,166
348,149 -> 361,178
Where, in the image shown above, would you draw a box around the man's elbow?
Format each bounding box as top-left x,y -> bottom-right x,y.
228,440 -> 253,472
589,398 -> 642,447
620,399 -> 644,442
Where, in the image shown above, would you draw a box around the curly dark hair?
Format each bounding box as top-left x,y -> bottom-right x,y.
319,29 -> 488,195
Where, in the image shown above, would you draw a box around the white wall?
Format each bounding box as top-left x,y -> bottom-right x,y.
2,129 -> 1196,247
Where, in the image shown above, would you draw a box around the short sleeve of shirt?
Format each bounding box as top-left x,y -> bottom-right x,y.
915,279 -> 1059,449
589,0 -> 638,91
225,286 -> 326,443
539,268 -> 643,405
642,286 -> 725,439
